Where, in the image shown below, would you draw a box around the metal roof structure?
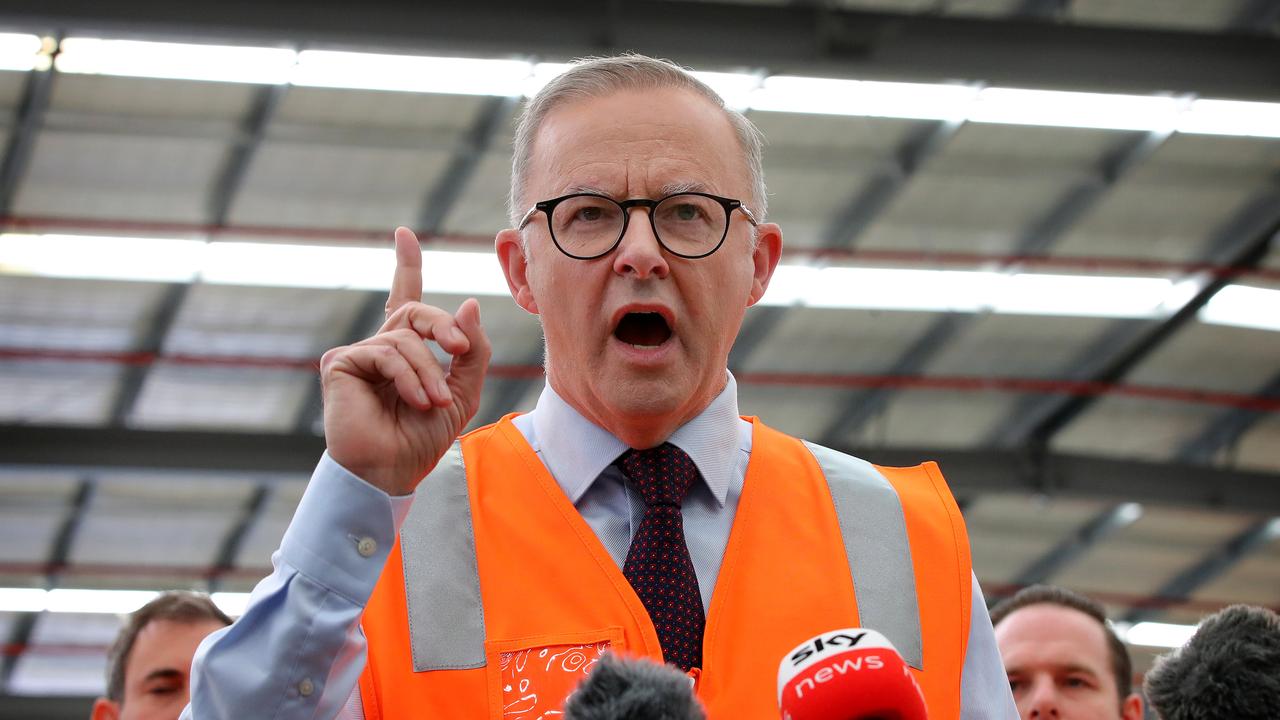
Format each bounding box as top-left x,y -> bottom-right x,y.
0,0 -> 1277,715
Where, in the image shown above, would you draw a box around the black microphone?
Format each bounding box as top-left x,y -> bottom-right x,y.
1144,604 -> 1280,720
562,652 -> 706,720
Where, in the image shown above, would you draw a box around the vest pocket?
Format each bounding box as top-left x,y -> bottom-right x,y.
483,627 -> 625,719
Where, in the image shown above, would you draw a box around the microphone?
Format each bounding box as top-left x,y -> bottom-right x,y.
562,652 -> 706,720
777,628 -> 928,720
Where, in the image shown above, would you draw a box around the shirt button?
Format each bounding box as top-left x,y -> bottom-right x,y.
298,678 -> 315,697
356,536 -> 377,558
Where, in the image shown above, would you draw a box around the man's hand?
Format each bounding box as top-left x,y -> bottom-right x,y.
320,227 -> 492,496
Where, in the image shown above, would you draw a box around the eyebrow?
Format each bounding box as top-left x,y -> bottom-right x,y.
561,181 -> 713,199
658,180 -> 711,196
564,183 -> 610,196
1006,663 -> 1101,678
141,668 -> 185,684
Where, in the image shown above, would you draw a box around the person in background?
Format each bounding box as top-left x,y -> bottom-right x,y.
92,591 -> 231,720
990,585 -> 1142,720
1143,604 -> 1280,720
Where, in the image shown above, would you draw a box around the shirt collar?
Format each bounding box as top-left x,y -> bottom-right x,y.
529,372 -> 741,507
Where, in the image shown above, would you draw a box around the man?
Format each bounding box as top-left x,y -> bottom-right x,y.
185,54 -> 1015,718
1143,604 -> 1280,720
990,585 -> 1142,720
92,591 -> 231,720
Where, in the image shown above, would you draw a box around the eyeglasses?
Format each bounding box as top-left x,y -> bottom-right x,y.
517,191 -> 759,260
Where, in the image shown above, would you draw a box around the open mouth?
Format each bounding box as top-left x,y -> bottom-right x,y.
613,312 -> 673,348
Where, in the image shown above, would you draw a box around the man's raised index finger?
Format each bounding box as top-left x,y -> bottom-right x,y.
386,226 -> 424,316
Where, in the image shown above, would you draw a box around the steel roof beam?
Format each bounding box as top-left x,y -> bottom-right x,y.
1178,370 -> 1280,464
107,282 -> 189,426
823,118 -> 965,250
0,696 -> 90,720
417,94 -> 518,235
110,85 -> 286,426
33,110 -> 1267,188
292,290 -> 386,434
1232,0 -> 1280,32
1015,0 -> 1071,20
1019,129 -> 1171,256
732,118 -> 965,371
820,128 -> 1170,443
995,190 -> 1280,449
728,305 -> 789,371
7,1 -> 1279,99
818,314 -> 971,446
5,425 -> 1280,513
208,482 -> 272,593
472,345 -> 544,427
1123,515 -> 1280,623
985,318 -> 1145,447
206,82 -> 289,227
0,476 -> 95,693
1009,502 -> 1143,590
0,41 -> 56,216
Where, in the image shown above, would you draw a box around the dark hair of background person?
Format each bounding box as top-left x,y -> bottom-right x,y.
989,585 -> 1133,702
104,591 -> 232,703
1143,604 -> 1280,720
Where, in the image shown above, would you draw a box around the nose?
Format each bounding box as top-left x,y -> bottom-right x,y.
1024,677 -> 1059,719
611,207 -> 670,280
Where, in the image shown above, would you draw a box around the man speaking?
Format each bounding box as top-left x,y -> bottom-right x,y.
183,54 -> 1014,719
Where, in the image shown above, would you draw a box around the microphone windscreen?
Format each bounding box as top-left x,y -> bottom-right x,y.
563,652 -> 706,720
778,628 -> 929,720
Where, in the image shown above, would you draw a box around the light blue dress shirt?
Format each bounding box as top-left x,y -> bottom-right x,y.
184,374 -> 1016,719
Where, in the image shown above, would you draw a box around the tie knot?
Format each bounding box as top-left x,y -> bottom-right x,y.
619,443 -> 699,508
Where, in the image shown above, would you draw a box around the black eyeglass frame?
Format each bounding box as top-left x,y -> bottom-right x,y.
517,191 -> 759,260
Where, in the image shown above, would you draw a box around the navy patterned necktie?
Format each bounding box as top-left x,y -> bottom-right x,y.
618,443 -> 705,672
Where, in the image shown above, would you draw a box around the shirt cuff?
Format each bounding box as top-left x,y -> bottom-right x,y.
279,451 -> 417,604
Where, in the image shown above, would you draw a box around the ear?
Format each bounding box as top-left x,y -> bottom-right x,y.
91,697 -> 120,720
495,228 -> 539,315
1121,692 -> 1143,720
746,222 -> 783,307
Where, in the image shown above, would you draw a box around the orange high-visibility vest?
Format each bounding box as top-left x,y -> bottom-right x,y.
359,415 -> 972,719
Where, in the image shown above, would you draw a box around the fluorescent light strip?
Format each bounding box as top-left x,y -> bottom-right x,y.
692,70 -> 765,113
748,79 -> 1279,137
4,234 -> 1276,329
0,234 -> 206,282
965,87 -> 1186,132
55,38 -> 297,85
1178,99 -> 1280,138
0,587 -> 251,616
292,50 -> 532,96
0,234 -> 511,295
45,37 -> 1280,137
1198,284 -> 1280,332
0,33 -> 44,72
751,76 -> 977,122
760,265 -> 1196,319
1114,620 -> 1198,649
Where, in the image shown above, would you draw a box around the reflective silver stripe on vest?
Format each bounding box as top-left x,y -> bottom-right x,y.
400,441 -> 486,672
804,441 -> 924,669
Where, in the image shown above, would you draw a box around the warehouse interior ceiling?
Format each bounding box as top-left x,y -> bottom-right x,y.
0,0 -> 1277,713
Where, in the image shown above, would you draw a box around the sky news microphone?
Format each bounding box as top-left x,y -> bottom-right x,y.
562,652 -> 706,720
778,628 -> 929,720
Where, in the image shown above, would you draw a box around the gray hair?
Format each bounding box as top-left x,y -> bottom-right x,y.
508,53 -> 768,228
